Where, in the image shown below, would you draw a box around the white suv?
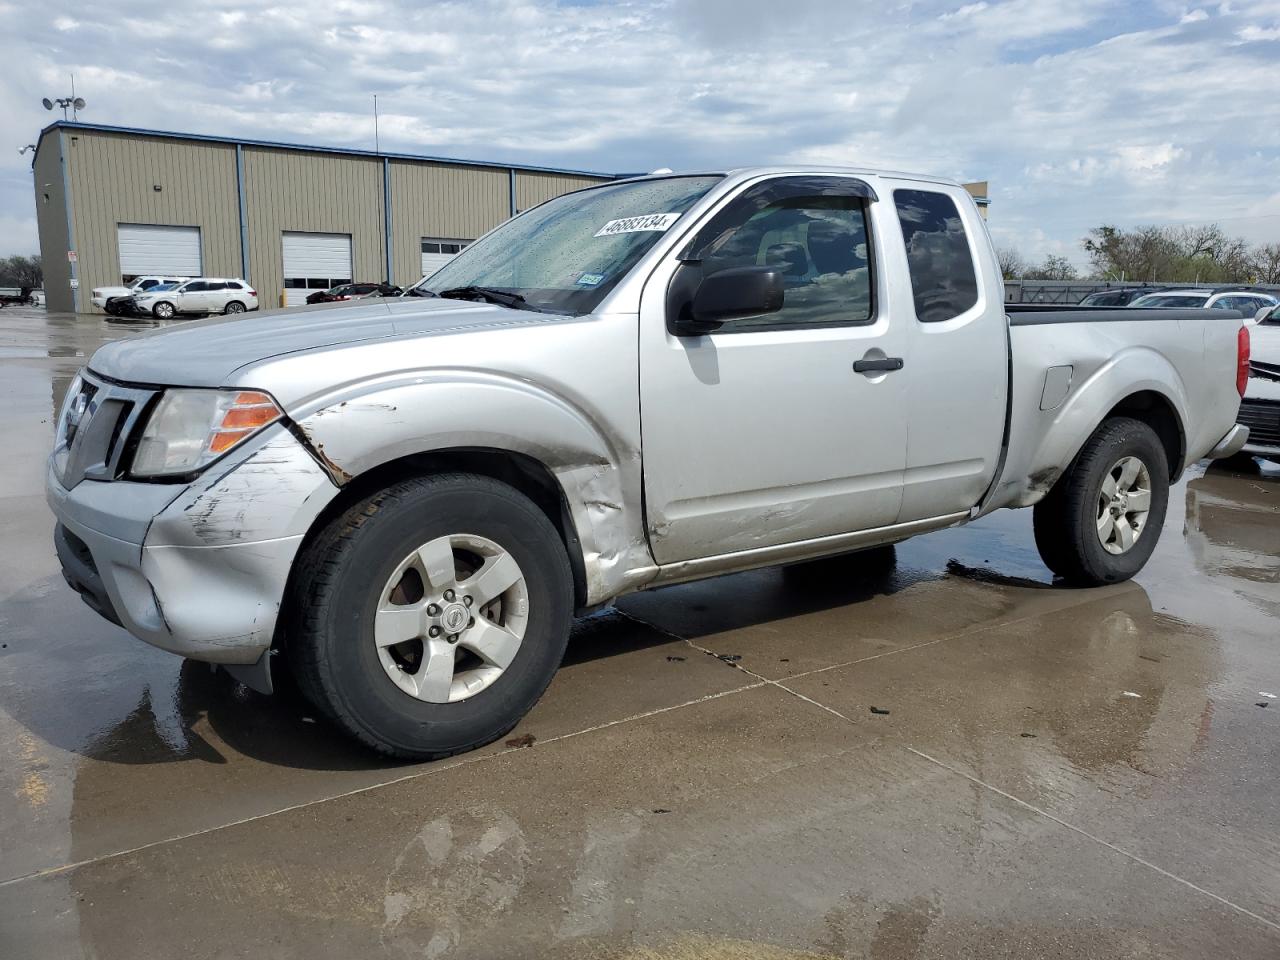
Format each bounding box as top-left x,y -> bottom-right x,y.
92,276 -> 190,314
1129,288 -> 1278,316
131,278 -> 259,319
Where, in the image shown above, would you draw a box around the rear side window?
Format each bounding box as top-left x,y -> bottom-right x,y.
893,189 -> 979,323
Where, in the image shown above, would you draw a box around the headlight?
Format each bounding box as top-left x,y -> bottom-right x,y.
131,389 -> 282,477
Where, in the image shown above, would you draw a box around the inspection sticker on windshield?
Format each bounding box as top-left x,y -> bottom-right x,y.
575,273 -> 606,287
594,213 -> 681,237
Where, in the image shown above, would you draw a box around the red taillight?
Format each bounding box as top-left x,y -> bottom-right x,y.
1237,325 -> 1251,397
248,289 -> 256,298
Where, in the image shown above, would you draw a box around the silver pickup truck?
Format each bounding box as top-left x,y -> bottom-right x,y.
47,167 -> 1251,758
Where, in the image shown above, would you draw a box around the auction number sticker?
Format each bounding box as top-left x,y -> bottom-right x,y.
594,213 -> 681,237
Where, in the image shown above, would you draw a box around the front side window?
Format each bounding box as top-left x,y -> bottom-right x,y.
894,189 -> 979,323
685,177 -> 874,330
410,176 -> 723,315
182,281 -> 206,292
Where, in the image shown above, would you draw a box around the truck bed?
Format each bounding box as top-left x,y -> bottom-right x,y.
981,303 -> 1246,514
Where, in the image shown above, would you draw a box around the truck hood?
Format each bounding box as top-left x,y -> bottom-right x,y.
87,298 -> 565,387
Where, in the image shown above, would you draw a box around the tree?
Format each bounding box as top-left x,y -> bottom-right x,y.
1081,223 -> 1274,284
1025,254 -> 1078,280
996,246 -> 1029,280
0,255 -> 42,288
1248,243 -> 1280,285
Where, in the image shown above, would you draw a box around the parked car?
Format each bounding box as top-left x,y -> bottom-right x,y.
359,284 -> 403,299
128,278 -> 258,318
1236,303 -> 1280,463
1076,287 -> 1159,307
48,167 -> 1249,759
1128,288 -> 1279,315
306,282 -> 402,304
91,276 -> 190,315
0,286 -> 37,307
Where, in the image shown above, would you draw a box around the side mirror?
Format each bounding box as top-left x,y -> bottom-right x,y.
1254,306 -> 1273,324
668,264 -> 785,336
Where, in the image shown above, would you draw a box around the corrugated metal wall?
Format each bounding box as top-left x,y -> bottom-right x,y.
388,161 -> 509,287
32,131 -> 71,312
242,148 -> 386,304
63,130 -> 241,308
515,171 -> 603,214
43,124 -> 615,310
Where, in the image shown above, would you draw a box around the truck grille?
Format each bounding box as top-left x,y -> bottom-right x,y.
54,372 -> 158,487
1239,398 -> 1280,449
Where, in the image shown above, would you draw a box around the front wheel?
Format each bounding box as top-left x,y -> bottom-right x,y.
1033,417 -> 1169,585
286,473 -> 573,759
151,301 -> 175,319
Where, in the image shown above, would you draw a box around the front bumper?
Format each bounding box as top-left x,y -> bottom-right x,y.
47,423 -> 339,665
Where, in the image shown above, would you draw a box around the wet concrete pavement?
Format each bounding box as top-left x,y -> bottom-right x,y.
1,306 -> 1278,958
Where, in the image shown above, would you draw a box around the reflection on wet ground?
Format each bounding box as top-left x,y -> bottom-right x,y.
1,307 -> 1278,958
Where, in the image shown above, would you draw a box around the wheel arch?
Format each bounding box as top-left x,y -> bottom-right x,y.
1102,390 -> 1185,481
287,447 -> 592,615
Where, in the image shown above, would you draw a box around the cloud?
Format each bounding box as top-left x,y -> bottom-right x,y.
2,0 -> 1278,266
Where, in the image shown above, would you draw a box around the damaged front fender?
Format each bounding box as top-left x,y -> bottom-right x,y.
290,372 -> 656,605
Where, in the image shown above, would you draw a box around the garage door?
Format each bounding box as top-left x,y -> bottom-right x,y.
283,232 -> 353,306
420,238 -> 469,280
117,224 -> 202,280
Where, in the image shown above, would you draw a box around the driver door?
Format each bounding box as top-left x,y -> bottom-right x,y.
638,175 -> 909,564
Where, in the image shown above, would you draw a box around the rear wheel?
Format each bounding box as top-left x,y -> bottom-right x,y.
1033,417 -> 1169,585
223,300 -> 246,315
287,473 -> 573,759
151,301 -> 175,319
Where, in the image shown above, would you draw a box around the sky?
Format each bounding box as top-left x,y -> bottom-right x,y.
2,0 -> 1279,266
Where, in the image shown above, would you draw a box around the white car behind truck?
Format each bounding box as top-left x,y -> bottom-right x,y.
47,167 -> 1250,758
1237,303 -> 1280,461
91,276 -> 190,314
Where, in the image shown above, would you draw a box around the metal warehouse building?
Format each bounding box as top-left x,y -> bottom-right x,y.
31,122 -> 614,314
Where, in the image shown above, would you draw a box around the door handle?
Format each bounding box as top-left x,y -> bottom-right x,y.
853,356 -> 904,374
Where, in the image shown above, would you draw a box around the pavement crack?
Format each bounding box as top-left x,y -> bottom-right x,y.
0,681 -> 765,890
900,747 -> 1280,934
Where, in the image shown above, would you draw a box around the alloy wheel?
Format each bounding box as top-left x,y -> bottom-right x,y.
1096,455 -> 1152,555
373,534 -> 529,703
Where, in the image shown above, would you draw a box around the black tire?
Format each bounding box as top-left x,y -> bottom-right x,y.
152,301 -> 175,319
1032,417 -> 1169,585
286,472 -> 573,759
223,300 -> 246,315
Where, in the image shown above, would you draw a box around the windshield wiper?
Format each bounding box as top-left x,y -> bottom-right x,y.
436,285 -> 528,309
404,286 -> 438,297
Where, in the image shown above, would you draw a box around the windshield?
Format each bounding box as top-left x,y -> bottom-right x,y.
147,283 -> 179,293
1130,294 -> 1207,308
409,175 -> 723,315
